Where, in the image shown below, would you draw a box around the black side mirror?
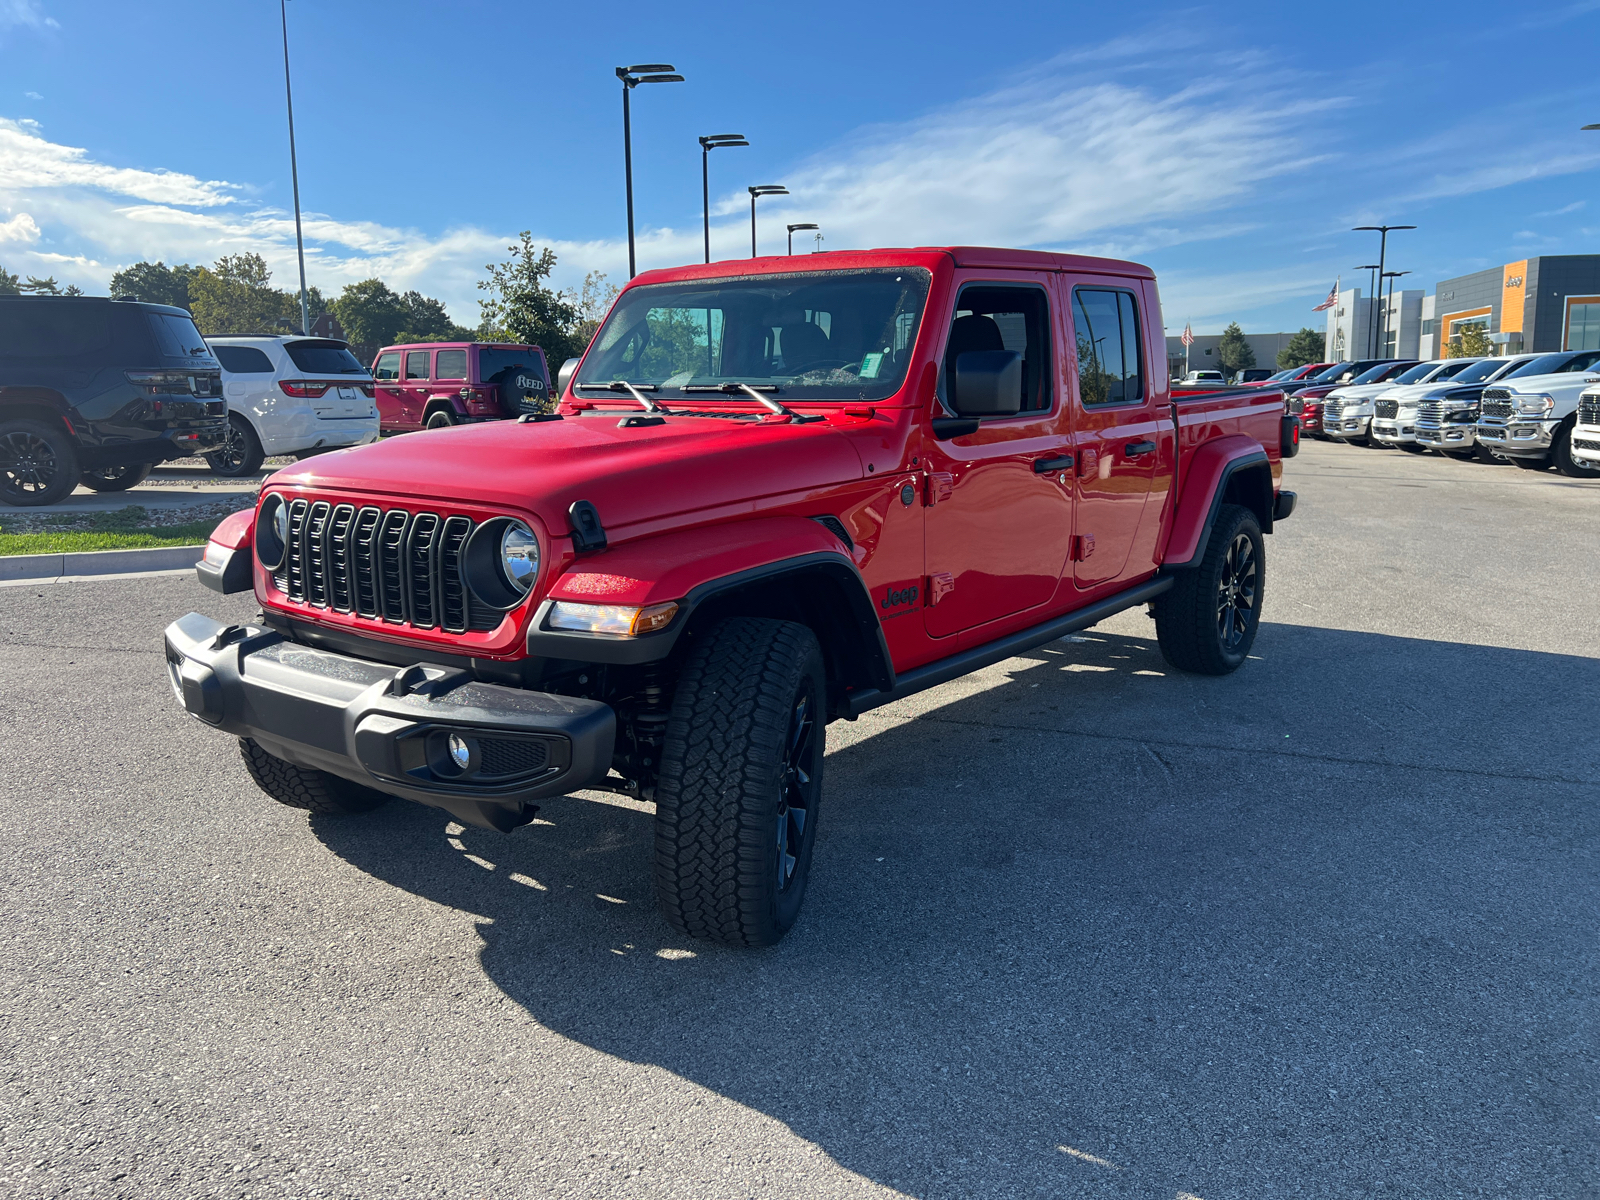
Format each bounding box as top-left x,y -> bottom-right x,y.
950,350 -> 1022,417
557,357 -> 582,398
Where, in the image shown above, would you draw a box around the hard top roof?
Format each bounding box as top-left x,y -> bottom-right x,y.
377,341 -> 541,351
629,246 -> 1155,287
0,294 -> 192,316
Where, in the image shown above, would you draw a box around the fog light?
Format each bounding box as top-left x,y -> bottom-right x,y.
448,733 -> 472,769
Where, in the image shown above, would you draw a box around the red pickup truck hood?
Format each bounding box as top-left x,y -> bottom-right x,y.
266,413 -> 866,538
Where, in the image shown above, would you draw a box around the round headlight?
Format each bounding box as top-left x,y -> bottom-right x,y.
462,517 -> 540,611
255,493 -> 288,571
501,523 -> 538,594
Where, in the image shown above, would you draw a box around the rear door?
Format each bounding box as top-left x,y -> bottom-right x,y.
1064,279 -> 1160,590
921,273 -> 1075,642
372,350 -> 403,428
212,343 -> 276,431
401,349 -> 432,426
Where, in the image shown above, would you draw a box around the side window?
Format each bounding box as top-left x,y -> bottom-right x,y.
373,352 -> 401,382
0,303 -> 113,359
942,284 -> 1052,414
1072,288 -> 1144,406
212,345 -> 274,373
434,349 -> 467,380
404,350 -> 431,380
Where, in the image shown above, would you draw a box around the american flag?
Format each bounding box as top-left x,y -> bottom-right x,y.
1180,322 -> 1193,347
1312,280 -> 1340,312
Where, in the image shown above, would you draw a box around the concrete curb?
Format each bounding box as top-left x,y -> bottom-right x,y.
0,544 -> 205,582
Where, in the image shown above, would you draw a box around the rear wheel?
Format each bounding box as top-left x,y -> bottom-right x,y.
425,407 -> 457,430
1155,504 -> 1264,676
204,413 -> 265,477
654,617 -> 825,947
79,462 -> 153,491
0,418 -> 80,506
239,738 -> 392,815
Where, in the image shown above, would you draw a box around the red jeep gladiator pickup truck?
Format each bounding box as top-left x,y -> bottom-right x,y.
165,247 -> 1296,946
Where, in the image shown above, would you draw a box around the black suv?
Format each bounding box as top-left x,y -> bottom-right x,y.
0,296 -> 226,506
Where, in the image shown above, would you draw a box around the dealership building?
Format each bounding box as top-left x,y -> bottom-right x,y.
1425,255 -> 1600,358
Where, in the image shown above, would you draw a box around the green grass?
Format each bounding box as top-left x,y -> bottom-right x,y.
0,505 -> 219,557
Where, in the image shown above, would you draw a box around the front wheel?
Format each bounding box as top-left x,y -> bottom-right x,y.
1155,504 -> 1264,675
239,738 -> 392,815
1551,424 -> 1600,479
654,617 -> 825,947
79,462 -> 153,492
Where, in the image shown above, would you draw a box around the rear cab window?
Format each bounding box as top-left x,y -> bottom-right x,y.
1072,287 -> 1145,406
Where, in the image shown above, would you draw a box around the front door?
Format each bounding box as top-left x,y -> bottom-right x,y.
922,275 -> 1075,642
373,350 -> 403,430
1064,280 -> 1159,590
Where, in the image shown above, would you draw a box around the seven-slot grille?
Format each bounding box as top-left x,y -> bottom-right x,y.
1480,388 -> 1513,418
1579,394 -> 1600,426
1374,399 -> 1399,419
274,498 -> 502,633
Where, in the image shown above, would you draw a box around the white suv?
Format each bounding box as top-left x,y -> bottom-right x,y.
204,336 -> 380,476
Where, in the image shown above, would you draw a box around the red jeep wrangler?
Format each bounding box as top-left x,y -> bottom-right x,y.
167,248 -> 1296,946
371,341 -> 551,432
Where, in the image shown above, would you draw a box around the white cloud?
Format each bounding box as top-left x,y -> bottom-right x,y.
0,210 -> 39,242
0,0 -> 57,36
24,91 -> 41,100
0,118 -> 236,207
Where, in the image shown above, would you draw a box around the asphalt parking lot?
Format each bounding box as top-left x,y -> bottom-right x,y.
2,439 -> 1596,1199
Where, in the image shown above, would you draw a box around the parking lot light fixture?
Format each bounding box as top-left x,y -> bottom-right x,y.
698,134 -> 749,264
1584,124 -> 1600,129
1354,225 -> 1415,358
748,186 -> 788,257
786,223 -> 818,255
1381,271 -> 1411,356
617,64 -> 685,279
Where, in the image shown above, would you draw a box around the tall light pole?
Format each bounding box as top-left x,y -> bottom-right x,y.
1353,224 -> 1415,359
787,223 -> 818,255
279,0 -> 309,335
616,64 -> 684,279
748,186 -> 787,257
1354,265 -> 1381,357
698,134 -> 748,264
1381,270 -> 1411,357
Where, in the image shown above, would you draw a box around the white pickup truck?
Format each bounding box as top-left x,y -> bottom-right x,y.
1475,348 -> 1600,476
1570,380 -> 1600,469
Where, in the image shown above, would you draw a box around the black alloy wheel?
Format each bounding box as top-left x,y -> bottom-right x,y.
1216,531 -> 1259,655
79,462 -> 153,492
0,419 -> 80,507
777,682 -> 819,895
204,414 -> 265,477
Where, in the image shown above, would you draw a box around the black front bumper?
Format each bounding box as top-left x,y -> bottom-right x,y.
163,612 -> 615,831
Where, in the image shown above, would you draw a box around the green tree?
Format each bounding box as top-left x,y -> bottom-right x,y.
110,261 -> 194,309
564,270 -> 620,351
1278,327 -> 1326,368
0,263 -> 20,295
1447,323 -> 1493,358
332,279 -> 470,346
477,232 -> 582,365
1217,321 -> 1255,378
20,275 -> 61,295
188,253 -> 298,335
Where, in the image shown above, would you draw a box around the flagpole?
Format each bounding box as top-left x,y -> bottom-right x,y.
1185,322 -> 1190,376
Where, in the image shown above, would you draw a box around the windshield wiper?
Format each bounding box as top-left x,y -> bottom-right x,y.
680,381 -> 814,420
574,380 -> 663,413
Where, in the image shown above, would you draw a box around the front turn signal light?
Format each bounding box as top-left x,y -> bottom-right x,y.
547,600 -> 679,637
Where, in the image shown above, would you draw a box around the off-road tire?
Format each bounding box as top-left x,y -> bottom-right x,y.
1155,503 -> 1264,676
654,617 -> 826,947
1551,422 -> 1600,479
205,414 -> 265,477
79,462 -> 153,491
425,407 -> 457,430
239,737 -> 392,815
0,417 -> 80,506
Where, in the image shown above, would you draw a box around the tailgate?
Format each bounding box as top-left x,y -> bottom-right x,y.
313,384 -> 370,419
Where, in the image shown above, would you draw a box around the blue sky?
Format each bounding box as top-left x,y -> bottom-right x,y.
2,0 -> 1598,333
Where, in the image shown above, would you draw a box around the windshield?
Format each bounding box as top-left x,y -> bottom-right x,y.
285,340 -> 368,375
1504,350 -> 1600,378
1266,369 -> 1293,381
1309,362 -> 1354,382
1434,359 -> 1479,380
1392,361 -> 1441,384
478,347 -> 547,384
1352,362 -> 1403,384
1449,359 -> 1509,384
575,269 -> 931,402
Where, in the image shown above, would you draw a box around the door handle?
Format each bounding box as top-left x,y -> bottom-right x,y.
1033,455 -> 1074,473
1124,440 -> 1156,457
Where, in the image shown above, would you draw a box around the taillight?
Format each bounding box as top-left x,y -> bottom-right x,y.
125,370 -> 196,394
359,384 -> 375,398
280,380 -> 331,398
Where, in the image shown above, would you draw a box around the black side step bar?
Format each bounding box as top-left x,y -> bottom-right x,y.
838,573 -> 1175,718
